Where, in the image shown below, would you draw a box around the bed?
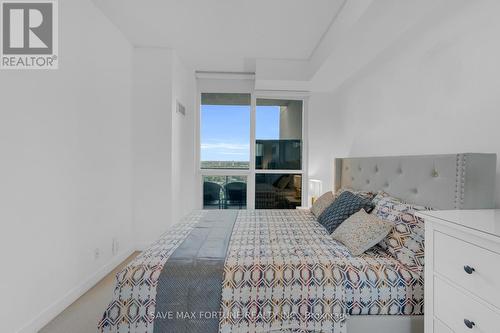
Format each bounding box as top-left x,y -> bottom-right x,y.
98,153 -> 496,333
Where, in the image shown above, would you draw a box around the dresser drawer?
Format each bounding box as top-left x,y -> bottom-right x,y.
434,231 -> 500,308
434,318 -> 453,333
434,277 -> 500,333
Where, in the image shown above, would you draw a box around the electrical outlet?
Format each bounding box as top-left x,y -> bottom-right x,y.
112,238 -> 119,255
94,248 -> 100,260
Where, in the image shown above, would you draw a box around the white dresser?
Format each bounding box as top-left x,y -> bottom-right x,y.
417,210 -> 500,333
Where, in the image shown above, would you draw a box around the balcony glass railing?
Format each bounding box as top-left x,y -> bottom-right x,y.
203,176 -> 247,209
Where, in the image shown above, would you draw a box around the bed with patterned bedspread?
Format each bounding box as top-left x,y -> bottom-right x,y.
98,209 -> 423,333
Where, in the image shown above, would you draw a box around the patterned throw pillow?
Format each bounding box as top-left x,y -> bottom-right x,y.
371,190 -> 390,206
311,191 -> 335,217
332,209 -> 393,256
372,192 -> 430,268
317,191 -> 375,234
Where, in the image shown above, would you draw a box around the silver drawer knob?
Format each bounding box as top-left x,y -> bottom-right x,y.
464,319 -> 475,329
464,265 -> 475,274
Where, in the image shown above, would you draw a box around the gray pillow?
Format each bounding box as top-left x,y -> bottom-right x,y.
317,191 -> 375,234
332,209 -> 393,256
311,191 -> 335,217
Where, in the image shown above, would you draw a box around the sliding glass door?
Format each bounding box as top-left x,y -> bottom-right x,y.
199,92 -> 305,209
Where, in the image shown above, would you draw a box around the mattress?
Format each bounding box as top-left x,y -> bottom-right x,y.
99,209 -> 423,333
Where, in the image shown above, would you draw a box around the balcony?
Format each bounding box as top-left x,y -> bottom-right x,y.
203,176 -> 247,209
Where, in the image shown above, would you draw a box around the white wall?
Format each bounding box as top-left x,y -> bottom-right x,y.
279,101 -> 302,140
132,49 -> 196,248
132,48 -> 174,248
0,1 -> 133,332
308,0 -> 500,206
171,55 -> 197,223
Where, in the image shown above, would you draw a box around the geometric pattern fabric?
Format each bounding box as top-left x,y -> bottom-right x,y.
317,191 -> 375,234
372,192 -> 429,269
99,209 -> 423,333
220,210 -> 423,333
98,212 -> 203,333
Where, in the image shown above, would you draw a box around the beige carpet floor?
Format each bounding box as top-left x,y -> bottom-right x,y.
39,252 -> 139,333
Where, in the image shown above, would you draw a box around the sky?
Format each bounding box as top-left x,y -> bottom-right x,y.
201,105 -> 280,162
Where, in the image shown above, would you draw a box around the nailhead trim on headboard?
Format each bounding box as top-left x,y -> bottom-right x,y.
461,154 -> 467,207
335,153 -> 495,210
455,154 -> 466,209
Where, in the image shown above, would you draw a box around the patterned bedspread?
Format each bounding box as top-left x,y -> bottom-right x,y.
219,210 -> 423,333
98,212 -> 202,333
99,210 -> 423,333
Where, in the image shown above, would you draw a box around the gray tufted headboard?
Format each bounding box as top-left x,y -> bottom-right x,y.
334,153 -> 496,209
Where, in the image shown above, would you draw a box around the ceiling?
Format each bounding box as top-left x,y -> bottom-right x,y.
92,0 -> 345,72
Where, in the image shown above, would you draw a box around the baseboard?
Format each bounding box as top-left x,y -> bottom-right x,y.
17,247 -> 135,333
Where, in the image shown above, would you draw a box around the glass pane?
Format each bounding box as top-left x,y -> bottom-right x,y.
255,174 -> 302,209
201,93 -> 250,169
256,99 -> 302,170
203,175 -> 247,209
